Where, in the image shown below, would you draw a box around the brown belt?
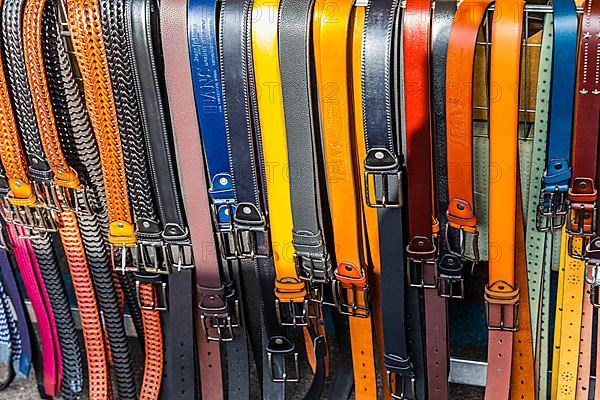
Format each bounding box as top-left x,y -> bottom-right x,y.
158,0 -> 225,397
22,0 -> 111,397
62,0 -> 164,398
484,0 -> 524,398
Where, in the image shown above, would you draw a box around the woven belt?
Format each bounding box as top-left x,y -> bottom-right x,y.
63,0 -> 165,397
1,0 -> 84,396
484,0 -> 524,398
159,0 -> 226,397
403,0 -> 451,397
313,1 -> 378,397
0,271 -> 18,391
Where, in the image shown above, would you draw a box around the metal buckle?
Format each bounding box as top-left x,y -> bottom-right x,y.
135,278 -> 168,311
566,202 -> 597,259
56,185 -> 93,216
211,202 -> 237,260
536,189 -> 568,232
364,148 -> 402,208
31,181 -> 61,212
444,222 -> 480,264
275,298 -> 320,327
267,336 -> 300,383
135,240 -> 169,274
406,237 -> 437,288
568,234 -> 594,260
295,252 -> 331,284
8,204 -> 57,234
163,242 -> 194,271
198,286 -> 239,342
386,370 -> 417,400
110,243 -> 137,273
485,301 -> 519,331
332,263 -> 370,318
234,225 -> 270,259
436,254 -> 464,299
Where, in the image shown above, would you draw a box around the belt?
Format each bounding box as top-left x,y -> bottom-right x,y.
42,2 -> 138,398
567,0 -> 600,260
23,0 -> 115,397
535,0 -> 578,232
1,0 -> 84,396
445,0 -> 492,285
314,1 -> 377,397
403,0 -> 450,398
0,274 -> 18,390
127,1 -> 200,398
158,0 -> 226,397
358,0 -> 426,398
484,0 -> 524,398
62,0 -> 166,397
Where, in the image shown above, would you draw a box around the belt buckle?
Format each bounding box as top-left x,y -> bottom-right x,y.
109,243 -> 137,273
386,370 -> 416,400
234,225 -> 270,259
198,285 -> 239,342
484,282 -> 519,331
535,189 -> 567,232
56,185 -> 93,216
10,205 -> 57,235
406,236 -> 437,288
584,257 -> 600,307
364,148 -> 402,208
444,222 -> 479,265
135,240 -> 169,275
211,202 -> 238,260
436,254 -> 464,299
266,336 -> 300,383
135,274 -> 168,311
162,242 -> 194,271
31,180 -> 61,212
332,263 -> 370,318
295,252 -> 333,305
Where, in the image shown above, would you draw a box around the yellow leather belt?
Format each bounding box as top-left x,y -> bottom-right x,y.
313,1 -> 377,397
484,0 -> 524,398
63,0 -> 164,398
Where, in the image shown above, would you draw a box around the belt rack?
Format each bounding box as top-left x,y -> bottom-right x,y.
32,0 -> 590,394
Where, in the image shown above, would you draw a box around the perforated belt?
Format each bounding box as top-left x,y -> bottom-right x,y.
484,0 -> 524,398
62,0 -> 165,397
159,0 -> 226,397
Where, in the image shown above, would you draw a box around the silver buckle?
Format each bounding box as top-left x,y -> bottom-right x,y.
56,185 -> 93,216
211,202 -> 237,260
8,205 -> 57,234
332,264 -> 370,318
135,279 -> 168,311
406,237 -> 437,289
110,244 -> 137,273
200,303 -> 239,342
267,336 -> 299,382
135,240 -> 169,274
536,189 -> 567,232
363,148 -> 402,208
163,242 -> 194,271
386,370 -> 417,400
275,298 -> 321,327
31,181 -> 61,212
436,255 -> 464,299
444,222 -> 479,264
485,301 -> 519,331
295,253 -> 331,284
566,202 -> 597,259
234,226 -> 270,259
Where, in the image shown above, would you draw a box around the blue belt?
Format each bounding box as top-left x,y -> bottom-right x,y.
537,0 -> 578,231
188,0 -> 236,243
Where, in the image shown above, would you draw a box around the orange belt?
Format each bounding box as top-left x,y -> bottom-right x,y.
313,1 -> 377,397
484,0 -> 524,398
22,0 -> 111,397
62,1 -> 163,398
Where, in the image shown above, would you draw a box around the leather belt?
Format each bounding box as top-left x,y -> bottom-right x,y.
127,0 -> 200,398
1,0 -> 84,396
403,0 -> 450,398
484,0 -> 524,398
314,1 -> 377,397
158,0 -> 226,397
567,0 -> 600,260
535,0 -> 578,232
63,0 -> 166,397
23,0 -> 113,396
42,2 -> 137,398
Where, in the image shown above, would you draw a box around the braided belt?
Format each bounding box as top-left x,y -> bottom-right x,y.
63,0 -> 164,398
1,0 -> 84,396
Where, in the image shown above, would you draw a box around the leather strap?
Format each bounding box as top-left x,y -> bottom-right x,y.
158,0 -> 225,397
484,0 -> 524,398
63,0 -> 165,397
404,1 -> 450,398
314,1 -> 377,397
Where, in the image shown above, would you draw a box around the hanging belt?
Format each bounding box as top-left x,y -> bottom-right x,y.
42,2 -> 138,398
23,0 -> 114,397
188,1 -> 256,397
0,274 -> 18,390
567,0 -> 600,260
403,0 -> 450,398
314,1 -> 377,397
1,0 -> 84,397
127,1 -> 200,398
159,0 -> 226,397
484,0 -> 523,398
63,0 -> 165,397
445,0 -> 492,292
536,0 -> 578,232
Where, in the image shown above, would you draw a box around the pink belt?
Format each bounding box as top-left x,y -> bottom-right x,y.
7,224 -> 61,396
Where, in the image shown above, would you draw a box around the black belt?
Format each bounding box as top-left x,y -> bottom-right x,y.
128,0 -> 198,397
361,0 -> 426,398
41,1 -> 138,399
1,0 -> 84,397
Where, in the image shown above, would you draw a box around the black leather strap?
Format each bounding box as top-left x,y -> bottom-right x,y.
128,0 -> 197,398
